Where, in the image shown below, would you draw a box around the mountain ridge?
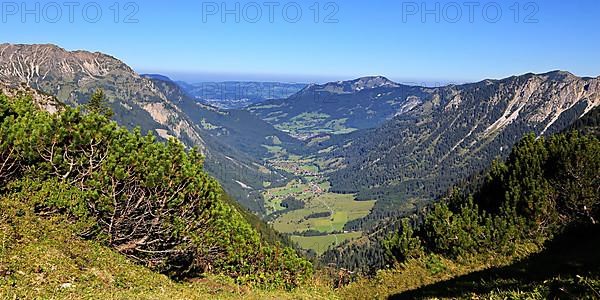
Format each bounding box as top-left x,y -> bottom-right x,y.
297,76 -> 401,95
323,70 -> 600,229
4,42 -> 599,242
248,71 -> 599,140
0,43 -> 205,147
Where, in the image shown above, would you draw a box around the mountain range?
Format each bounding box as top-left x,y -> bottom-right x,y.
2,42 -> 599,245
246,70 -> 600,228
332,72 -> 599,203
247,76 -> 427,139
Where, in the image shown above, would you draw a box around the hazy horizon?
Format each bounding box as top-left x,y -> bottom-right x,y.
137,68 -> 595,87
137,69 -> 469,86
5,0 -> 600,84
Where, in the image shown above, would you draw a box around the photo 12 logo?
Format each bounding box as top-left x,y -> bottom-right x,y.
201,1 -> 340,23
1,1 -> 140,23
401,1 -> 540,23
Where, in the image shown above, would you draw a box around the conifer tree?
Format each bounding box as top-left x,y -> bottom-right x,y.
86,89 -> 113,118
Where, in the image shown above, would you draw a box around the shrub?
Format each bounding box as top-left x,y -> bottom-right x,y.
0,93 -> 312,288
383,218 -> 423,263
383,132 -> 600,265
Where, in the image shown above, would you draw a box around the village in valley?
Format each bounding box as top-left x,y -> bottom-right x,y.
260,151 -> 375,254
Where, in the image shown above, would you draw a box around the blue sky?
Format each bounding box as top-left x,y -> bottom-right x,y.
3,0 -> 600,84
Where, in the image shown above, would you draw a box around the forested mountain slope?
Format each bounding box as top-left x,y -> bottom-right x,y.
569,101 -> 600,136
323,105 -> 600,291
325,71 -> 600,225
145,75 -> 303,160
143,75 -> 304,213
248,76 -> 428,139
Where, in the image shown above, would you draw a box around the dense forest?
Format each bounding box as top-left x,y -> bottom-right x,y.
0,91 -> 311,288
385,131 -> 599,262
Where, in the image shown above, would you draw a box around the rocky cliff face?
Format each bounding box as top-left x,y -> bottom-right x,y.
0,43 -> 204,149
452,71 -> 600,137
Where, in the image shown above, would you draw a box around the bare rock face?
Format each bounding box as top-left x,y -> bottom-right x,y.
0,43 -> 204,150
456,71 -> 600,137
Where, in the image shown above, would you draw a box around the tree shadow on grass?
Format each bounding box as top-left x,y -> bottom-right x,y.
390,225 -> 600,299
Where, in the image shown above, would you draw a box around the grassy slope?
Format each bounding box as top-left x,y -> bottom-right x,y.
7,195 -> 593,300
338,226 -> 600,300
387,226 -> 600,299
1,163 -> 597,300
0,196 -> 336,300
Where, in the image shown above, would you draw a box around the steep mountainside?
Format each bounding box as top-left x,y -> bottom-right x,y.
145,75 -> 303,213
145,75 -> 303,158
0,92 -> 312,292
177,80 -> 306,109
326,71 -> 600,224
569,104 -> 600,136
0,43 -> 203,146
248,76 -> 427,139
0,44 -> 293,214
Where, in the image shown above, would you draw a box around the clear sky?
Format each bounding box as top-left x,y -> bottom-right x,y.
3,0 -> 600,84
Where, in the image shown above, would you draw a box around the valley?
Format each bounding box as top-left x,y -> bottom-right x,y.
260,147 -> 376,254
2,45 -> 598,257
3,1 -> 600,297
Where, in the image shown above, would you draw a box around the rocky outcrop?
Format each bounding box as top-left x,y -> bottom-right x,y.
0,81 -> 62,114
